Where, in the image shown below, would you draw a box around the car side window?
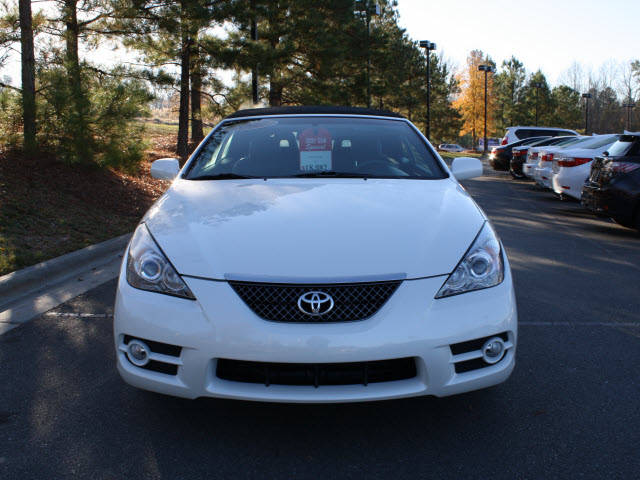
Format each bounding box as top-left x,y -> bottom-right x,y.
517,129 -> 534,139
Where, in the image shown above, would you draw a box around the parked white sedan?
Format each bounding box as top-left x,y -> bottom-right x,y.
533,136 -> 592,187
522,136 -> 583,179
114,106 -> 517,403
551,134 -> 620,199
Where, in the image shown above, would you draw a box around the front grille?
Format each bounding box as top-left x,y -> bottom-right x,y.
216,358 -> 417,387
228,280 -> 402,323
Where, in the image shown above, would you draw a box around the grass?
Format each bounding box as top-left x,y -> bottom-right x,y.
438,151 -> 483,161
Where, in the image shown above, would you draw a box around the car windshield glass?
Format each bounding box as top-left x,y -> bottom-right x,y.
555,137 -> 590,148
530,137 -> 562,147
606,137 -> 637,156
578,135 -> 620,150
186,117 -> 446,180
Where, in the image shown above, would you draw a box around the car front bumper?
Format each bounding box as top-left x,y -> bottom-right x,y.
114,258 -> 517,403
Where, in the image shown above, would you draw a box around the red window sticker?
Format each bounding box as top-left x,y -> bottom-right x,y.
298,128 -> 333,172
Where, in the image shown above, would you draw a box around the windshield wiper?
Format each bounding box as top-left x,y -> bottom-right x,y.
292,171 -> 372,178
189,173 -> 256,180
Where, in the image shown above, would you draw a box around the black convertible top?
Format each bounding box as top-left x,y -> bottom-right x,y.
224,105 -> 405,119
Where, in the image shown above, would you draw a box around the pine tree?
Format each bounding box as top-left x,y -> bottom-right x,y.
494,56 -> 529,129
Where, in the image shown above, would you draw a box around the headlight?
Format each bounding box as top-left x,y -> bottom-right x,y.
435,221 -> 504,298
126,224 -> 195,300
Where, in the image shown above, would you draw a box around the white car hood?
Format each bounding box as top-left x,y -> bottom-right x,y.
142,178 -> 485,280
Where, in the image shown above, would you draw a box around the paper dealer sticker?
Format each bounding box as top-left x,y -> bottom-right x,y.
299,128 -> 333,171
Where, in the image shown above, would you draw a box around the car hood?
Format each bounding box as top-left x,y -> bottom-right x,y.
142,178 -> 485,281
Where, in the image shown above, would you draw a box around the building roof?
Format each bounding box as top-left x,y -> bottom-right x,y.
225,105 -> 405,119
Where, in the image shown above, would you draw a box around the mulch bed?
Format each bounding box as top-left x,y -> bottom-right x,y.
0,130 -> 192,276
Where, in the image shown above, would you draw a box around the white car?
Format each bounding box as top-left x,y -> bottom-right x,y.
532,136 -> 593,187
114,106 -> 517,403
522,136 -> 584,179
501,126 -> 578,145
551,134 -> 620,200
438,144 -> 464,152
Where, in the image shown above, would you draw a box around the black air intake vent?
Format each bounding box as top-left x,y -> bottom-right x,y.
216,358 -> 417,387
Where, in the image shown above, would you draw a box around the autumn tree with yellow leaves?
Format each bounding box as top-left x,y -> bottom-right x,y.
454,50 -> 498,149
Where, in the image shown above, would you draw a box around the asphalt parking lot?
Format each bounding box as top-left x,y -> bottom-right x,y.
1,165 -> 639,480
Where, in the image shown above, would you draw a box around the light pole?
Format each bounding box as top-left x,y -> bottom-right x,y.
478,64 -> 495,154
533,82 -> 543,126
582,93 -> 592,135
622,103 -> 635,131
355,1 -> 380,108
419,40 -> 436,141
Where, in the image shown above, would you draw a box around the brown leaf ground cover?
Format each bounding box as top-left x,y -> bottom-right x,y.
0,126 -> 185,276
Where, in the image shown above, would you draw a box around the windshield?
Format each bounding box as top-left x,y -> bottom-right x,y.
603,136 -> 639,157
577,135 -> 620,150
186,117 -> 446,180
555,137 -> 590,148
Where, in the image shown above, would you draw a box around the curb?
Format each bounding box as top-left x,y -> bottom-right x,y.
0,233 -> 132,304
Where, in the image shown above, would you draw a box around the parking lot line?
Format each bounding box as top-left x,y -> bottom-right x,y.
520,321 -> 639,327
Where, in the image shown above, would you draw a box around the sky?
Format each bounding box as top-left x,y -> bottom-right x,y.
395,0 -> 640,85
2,0 -> 639,88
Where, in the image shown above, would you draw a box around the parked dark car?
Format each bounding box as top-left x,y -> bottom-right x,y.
582,133 -> 640,230
510,136 -> 581,178
490,136 -> 550,171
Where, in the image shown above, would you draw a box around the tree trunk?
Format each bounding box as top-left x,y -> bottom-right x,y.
269,77 -> 283,107
19,0 -> 37,156
63,0 -> 90,163
190,44 -> 204,144
176,26 -> 191,158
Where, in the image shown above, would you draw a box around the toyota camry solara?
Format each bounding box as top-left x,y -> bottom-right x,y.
114,106 -> 517,403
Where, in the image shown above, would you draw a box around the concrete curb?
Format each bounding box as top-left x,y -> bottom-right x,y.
0,233 -> 132,304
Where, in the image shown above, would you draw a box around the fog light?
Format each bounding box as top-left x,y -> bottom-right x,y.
482,337 -> 506,364
127,339 -> 150,367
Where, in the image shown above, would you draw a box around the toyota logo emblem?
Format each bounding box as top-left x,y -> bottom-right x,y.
298,291 -> 334,316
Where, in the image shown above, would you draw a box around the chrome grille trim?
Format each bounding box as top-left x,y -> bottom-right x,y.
228,280 -> 402,323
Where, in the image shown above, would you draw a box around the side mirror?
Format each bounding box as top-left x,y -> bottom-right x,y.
451,157 -> 483,181
151,158 -> 180,180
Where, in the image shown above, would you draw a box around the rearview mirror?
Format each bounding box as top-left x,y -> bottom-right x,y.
151,158 -> 180,180
451,157 -> 483,181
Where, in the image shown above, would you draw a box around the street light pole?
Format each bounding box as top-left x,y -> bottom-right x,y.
419,40 -> 436,141
534,82 -> 543,126
622,103 -> 636,131
582,93 -> 592,135
478,64 -> 495,154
